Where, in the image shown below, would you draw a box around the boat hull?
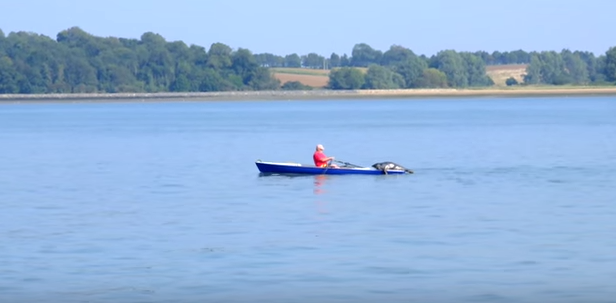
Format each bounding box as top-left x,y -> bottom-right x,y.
255,161 -> 406,175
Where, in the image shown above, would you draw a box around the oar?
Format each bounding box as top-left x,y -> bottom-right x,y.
333,160 -> 363,168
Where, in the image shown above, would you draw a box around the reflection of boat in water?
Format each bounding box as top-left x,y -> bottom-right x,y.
313,175 -> 329,214
255,160 -> 408,175
313,175 -> 328,195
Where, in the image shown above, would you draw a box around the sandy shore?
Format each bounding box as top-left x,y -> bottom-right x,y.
1,87 -> 616,103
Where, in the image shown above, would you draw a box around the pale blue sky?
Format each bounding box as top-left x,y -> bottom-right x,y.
2,0 -> 614,57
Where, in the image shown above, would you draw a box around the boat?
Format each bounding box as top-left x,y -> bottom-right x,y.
255,160 -> 408,175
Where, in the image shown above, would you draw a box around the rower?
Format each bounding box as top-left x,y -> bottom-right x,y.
313,144 -> 338,168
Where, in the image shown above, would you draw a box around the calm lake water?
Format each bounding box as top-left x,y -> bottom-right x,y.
1,96 -> 615,303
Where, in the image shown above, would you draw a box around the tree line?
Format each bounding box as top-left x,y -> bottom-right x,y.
0,27 -> 280,94
0,27 -> 615,94
255,46 -> 531,68
322,45 -> 615,89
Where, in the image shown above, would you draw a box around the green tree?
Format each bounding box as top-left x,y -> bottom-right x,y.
197,68 -> 228,91
207,43 -> 232,70
523,54 -> 542,84
329,53 -> 341,68
416,68 -> 448,88
575,51 -> 604,83
64,50 -> 98,92
340,54 -> 350,67
328,67 -> 365,89
391,57 -> 427,88
57,26 -> 102,57
604,47 -> 616,82
170,74 -> 190,91
561,49 -> 589,84
461,52 -> 493,86
0,56 -> 19,93
594,55 -> 608,83
363,64 -> 402,89
350,43 -> 382,67
505,77 -> 518,86
281,81 -> 312,90
231,48 -> 258,86
381,45 -> 416,66
284,53 -> 301,68
248,67 -> 280,90
430,50 -> 468,87
474,51 -> 493,65
540,51 -> 568,84
254,53 -> 284,67
189,45 -> 209,67
524,51 -> 571,85
302,53 -> 325,69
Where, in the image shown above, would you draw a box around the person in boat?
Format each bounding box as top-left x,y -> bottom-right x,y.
313,144 -> 338,168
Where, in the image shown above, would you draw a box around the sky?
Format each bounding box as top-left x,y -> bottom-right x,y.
2,0 -> 614,57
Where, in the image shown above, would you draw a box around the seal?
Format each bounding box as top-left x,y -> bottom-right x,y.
371,161 -> 414,174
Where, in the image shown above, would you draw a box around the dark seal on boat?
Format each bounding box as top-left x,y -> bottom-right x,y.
372,161 -> 414,174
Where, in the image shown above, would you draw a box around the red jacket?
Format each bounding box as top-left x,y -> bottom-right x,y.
313,151 -> 328,167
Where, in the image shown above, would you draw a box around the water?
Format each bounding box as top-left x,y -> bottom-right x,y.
1,96 -> 615,303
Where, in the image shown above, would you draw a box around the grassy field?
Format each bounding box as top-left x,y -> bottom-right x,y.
485,64 -> 528,86
271,67 -> 369,88
274,73 -> 329,87
271,65 -> 529,88
270,68 -> 330,76
271,68 -> 329,87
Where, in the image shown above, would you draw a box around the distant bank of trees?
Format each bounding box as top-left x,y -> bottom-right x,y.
259,43 -> 615,89
326,47 -> 495,89
0,27 -> 615,94
0,27 -> 280,94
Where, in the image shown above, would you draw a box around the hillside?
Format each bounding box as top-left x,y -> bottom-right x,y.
271,68 -> 330,88
485,64 -> 528,86
271,65 -> 529,88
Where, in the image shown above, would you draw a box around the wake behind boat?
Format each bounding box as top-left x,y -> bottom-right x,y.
255,160 -> 413,175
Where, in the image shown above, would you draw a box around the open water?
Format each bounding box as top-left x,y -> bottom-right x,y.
1,96 -> 615,303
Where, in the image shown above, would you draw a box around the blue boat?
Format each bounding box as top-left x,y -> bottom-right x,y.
255,160 -> 408,175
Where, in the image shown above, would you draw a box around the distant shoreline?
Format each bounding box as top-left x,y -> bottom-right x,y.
1,87 -> 616,103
